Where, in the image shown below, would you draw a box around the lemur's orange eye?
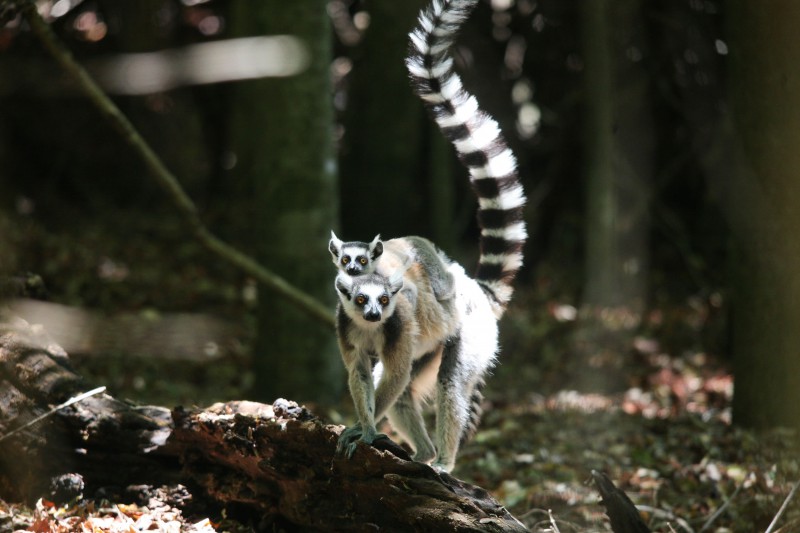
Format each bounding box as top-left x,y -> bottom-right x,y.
379,295 -> 389,306
359,257 -> 368,265
355,295 -> 367,306
342,257 -> 350,265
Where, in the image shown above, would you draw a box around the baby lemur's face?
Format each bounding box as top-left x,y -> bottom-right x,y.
329,232 -> 383,276
335,272 -> 402,324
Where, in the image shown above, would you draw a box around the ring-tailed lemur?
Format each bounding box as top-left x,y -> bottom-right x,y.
329,232 -> 455,302
333,0 -> 526,472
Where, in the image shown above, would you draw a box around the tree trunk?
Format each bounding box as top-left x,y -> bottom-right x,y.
577,0 -> 654,392
0,315 -> 527,531
112,0 -> 212,203
581,0 -> 617,308
227,1 -> 343,404
727,0 -> 800,429
339,0 -> 434,240
580,0 -> 652,311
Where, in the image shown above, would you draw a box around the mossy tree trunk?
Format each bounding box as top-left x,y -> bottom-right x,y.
577,0 -> 654,392
227,1 -> 342,404
728,0 -> 800,429
112,0 -> 211,202
581,0 -> 616,309
581,0 -> 653,311
339,0 -> 447,242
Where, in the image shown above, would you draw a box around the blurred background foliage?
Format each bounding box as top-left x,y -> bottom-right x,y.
5,1 -> 800,530
0,0 -> 796,431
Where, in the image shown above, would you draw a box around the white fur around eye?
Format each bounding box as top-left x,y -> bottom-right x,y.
342,245 -> 369,262
360,284 -> 386,302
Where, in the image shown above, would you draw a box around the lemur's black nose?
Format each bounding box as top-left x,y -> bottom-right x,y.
346,266 -> 360,275
364,311 -> 381,322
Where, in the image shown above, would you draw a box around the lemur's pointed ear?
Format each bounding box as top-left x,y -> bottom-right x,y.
335,273 -> 353,299
369,234 -> 383,259
329,231 -> 343,258
388,269 -> 404,295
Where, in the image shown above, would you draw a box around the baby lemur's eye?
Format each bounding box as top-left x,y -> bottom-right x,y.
359,257 -> 368,265
379,295 -> 390,306
342,257 -> 350,265
355,295 -> 367,306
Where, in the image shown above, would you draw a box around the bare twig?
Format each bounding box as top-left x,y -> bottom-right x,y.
698,481 -> 743,533
20,2 -> 335,329
765,480 -> 800,533
0,386 -> 107,443
548,509 -> 561,533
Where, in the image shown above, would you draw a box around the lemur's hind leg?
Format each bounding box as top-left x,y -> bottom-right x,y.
386,390 -> 436,464
385,349 -> 442,464
432,334 -> 476,472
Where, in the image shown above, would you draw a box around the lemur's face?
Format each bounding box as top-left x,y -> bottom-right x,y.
329,232 -> 383,276
335,272 -> 402,324
338,245 -> 373,276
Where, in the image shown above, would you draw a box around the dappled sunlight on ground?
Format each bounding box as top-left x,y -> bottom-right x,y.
2,209 -> 796,531
452,356 -> 797,532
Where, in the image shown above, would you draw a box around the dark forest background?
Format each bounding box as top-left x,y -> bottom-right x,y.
1,1 -> 800,529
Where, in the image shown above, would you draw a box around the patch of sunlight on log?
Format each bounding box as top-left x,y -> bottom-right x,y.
91,36 -> 310,95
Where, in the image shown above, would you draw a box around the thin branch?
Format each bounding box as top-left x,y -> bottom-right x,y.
21,2 -> 335,329
547,509 -> 561,533
765,480 -> 800,533
698,481 -> 743,533
0,386 -> 107,443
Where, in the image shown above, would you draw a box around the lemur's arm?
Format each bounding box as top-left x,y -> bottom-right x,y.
373,339 -> 414,422
338,318 -> 415,458
344,336 -> 414,433
346,352 -> 377,435
337,346 -> 382,458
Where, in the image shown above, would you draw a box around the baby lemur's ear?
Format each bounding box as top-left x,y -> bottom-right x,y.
335,273 -> 353,299
388,269 -> 404,295
329,230 -> 344,259
369,234 -> 383,260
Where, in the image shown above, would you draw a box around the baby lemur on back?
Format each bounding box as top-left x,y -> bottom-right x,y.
329,232 -> 455,303
331,0 -> 527,472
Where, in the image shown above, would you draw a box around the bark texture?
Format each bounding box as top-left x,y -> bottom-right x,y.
227,0 -> 342,404
727,0 -> 800,429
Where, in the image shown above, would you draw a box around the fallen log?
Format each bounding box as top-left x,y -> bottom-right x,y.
0,314 -> 527,531
172,400 -> 526,531
0,315 -> 177,498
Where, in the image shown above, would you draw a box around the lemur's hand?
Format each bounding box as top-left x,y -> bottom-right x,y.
336,423 -> 387,458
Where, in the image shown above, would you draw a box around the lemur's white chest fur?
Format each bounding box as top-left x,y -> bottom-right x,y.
335,264 -> 458,361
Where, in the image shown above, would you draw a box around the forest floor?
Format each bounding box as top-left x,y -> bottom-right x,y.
3,295 -> 798,532
2,213 -> 799,532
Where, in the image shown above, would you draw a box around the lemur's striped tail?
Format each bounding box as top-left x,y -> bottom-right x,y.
406,0 -> 526,316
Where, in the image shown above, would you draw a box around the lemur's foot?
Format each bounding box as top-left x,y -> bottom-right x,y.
336,424 -> 387,458
430,460 -> 455,473
412,443 -> 437,464
335,424 -> 363,458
